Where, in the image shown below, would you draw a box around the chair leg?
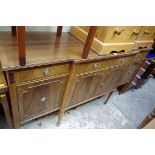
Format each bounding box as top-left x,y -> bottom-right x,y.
1,94 -> 13,129
104,91 -> 114,105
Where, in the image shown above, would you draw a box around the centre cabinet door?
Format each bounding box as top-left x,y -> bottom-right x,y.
69,71 -> 108,107
17,76 -> 68,122
95,66 -> 127,96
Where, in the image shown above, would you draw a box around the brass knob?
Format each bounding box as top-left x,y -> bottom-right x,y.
114,28 -> 124,35
132,30 -> 139,35
43,68 -> 50,76
144,30 -> 150,35
40,97 -> 46,103
93,63 -> 98,69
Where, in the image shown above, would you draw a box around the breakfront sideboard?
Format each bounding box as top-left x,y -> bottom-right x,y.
0,26 -> 152,128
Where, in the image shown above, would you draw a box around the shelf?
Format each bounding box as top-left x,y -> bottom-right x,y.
0,32 -> 98,70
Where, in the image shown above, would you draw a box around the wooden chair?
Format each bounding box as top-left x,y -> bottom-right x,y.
0,68 -> 13,128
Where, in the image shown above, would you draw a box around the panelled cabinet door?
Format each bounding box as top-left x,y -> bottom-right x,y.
120,60 -> 142,85
69,71 -> 107,107
17,76 -> 68,122
95,67 -> 127,95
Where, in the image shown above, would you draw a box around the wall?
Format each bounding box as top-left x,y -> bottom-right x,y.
0,26 -> 71,32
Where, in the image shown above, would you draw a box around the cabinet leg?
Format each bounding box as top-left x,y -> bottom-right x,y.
57,109 -> 65,126
1,94 -> 13,128
104,91 -> 114,105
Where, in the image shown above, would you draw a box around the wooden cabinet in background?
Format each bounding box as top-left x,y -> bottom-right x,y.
71,26 -> 155,55
135,26 -> 155,48
71,26 -> 143,55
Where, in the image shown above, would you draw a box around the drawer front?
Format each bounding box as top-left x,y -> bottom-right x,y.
14,63 -> 70,83
76,59 -> 123,74
17,76 -> 68,122
104,26 -> 142,43
136,26 -> 155,41
80,26 -> 142,43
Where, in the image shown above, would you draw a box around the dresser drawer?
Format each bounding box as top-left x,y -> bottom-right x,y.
104,26 -> 142,43
14,63 -> 70,83
76,59 -> 122,74
79,26 -> 142,43
136,26 -> 155,41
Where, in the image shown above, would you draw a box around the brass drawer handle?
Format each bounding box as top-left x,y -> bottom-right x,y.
40,97 -> 47,111
114,28 -> 124,35
93,63 -> 98,69
43,68 -> 50,76
132,30 -> 139,35
144,30 -> 150,35
40,97 -> 47,103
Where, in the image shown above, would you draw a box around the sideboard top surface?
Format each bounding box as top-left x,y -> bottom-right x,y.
0,31 -> 151,71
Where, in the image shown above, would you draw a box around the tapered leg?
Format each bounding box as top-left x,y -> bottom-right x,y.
104,91 -> 114,105
1,94 -> 13,128
57,64 -> 76,126
57,109 -> 65,126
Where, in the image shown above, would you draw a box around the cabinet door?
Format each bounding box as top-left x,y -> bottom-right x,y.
17,76 -> 68,122
119,60 -> 143,85
96,67 -> 127,95
69,71 -> 106,107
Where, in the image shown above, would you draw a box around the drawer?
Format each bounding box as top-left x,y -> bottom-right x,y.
79,26 -> 142,43
14,63 -> 70,83
104,26 -> 142,43
76,59 -> 122,74
136,26 -> 155,41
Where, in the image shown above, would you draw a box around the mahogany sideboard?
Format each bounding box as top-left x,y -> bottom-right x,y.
0,27 -> 152,128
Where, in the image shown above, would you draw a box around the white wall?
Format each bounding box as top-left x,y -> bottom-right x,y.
0,26 -> 71,32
